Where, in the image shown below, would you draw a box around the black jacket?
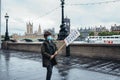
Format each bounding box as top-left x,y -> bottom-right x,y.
41,40 -> 57,67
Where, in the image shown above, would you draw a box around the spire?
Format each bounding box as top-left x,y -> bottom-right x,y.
37,24 -> 41,35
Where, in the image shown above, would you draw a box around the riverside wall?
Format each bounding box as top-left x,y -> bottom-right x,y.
70,44 -> 120,60
2,41 -> 120,60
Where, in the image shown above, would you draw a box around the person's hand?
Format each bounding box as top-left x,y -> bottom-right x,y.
50,55 -> 54,60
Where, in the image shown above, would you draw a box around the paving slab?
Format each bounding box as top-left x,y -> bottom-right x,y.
0,50 -> 120,80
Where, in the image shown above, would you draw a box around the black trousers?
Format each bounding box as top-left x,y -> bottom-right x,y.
46,64 -> 53,80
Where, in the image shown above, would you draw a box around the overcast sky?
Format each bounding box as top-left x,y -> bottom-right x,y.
1,0 -> 120,35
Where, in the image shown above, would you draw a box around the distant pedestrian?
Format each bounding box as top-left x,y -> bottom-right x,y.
41,31 -> 58,80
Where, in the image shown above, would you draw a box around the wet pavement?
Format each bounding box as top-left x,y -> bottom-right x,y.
0,50 -> 120,80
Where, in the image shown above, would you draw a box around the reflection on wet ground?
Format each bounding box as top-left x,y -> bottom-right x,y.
0,50 -> 120,80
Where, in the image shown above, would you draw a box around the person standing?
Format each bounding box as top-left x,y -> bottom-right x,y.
41,31 -> 58,80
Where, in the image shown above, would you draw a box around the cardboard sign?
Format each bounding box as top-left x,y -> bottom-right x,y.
64,29 -> 80,46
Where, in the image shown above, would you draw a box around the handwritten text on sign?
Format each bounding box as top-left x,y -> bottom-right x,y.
64,30 -> 80,46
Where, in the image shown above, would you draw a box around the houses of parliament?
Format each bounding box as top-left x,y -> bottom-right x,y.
12,17 -> 71,40
12,22 -> 44,40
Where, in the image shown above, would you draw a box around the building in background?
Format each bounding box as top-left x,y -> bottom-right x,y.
25,22 -> 33,35
94,25 -> 109,35
25,22 -> 41,35
37,24 -> 42,35
77,28 -> 92,41
77,25 -> 109,41
12,22 -> 43,40
12,22 -> 57,40
95,25 -> 108,32
111,24 -> 120,33
12,22 -> 119,41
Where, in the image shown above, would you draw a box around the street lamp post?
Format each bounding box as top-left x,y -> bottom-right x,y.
58,0 -> 68,40
4,13 -> 10,41
61,0 -> 64,25
58,0 -> 70,56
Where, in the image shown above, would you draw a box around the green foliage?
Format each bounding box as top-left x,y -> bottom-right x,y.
98,31 -> 120,36
89,32 -> 94,36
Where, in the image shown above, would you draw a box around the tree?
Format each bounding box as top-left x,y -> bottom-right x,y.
98,32 -> 108,36
89,32 -> 94,36
98,31 -> 120,36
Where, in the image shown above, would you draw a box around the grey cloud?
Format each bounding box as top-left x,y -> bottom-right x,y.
1,0 -> 120,35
